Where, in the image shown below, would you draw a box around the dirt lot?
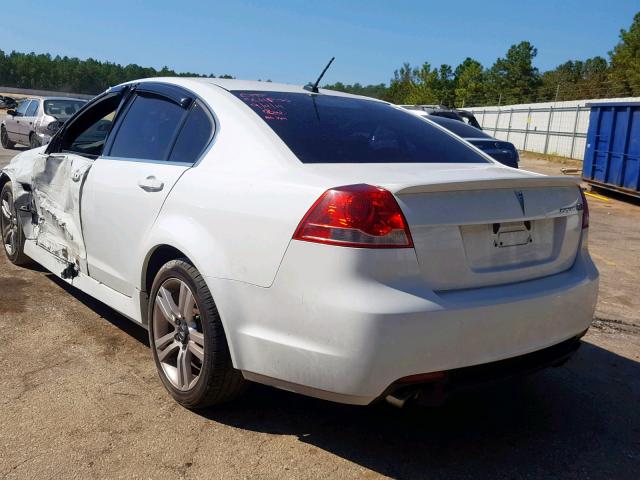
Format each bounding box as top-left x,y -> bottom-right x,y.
1,147 -> 639,479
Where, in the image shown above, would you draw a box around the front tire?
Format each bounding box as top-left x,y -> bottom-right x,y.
1,126 -> 16,149
148,258 -> 246,409
1,182 -> 30,266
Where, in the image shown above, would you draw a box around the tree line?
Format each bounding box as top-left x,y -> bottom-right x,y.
1,12 -> 639,107
326,12 -> 640,107
0,51 -> 234,95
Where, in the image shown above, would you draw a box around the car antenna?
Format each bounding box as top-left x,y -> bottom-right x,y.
304,57 -> 335,94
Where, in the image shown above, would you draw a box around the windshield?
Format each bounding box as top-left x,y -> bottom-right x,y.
425,115 -> 491,139
233,91 -> 488,164
44,99 -> 86,117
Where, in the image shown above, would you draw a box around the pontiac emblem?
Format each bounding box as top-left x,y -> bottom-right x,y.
514,190 -> 525,215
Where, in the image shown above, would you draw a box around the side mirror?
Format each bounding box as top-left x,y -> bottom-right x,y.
6,109 -> 16,116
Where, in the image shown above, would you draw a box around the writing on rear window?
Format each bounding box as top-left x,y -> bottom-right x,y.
232,90 -> 489,165
238,93 -> 289,121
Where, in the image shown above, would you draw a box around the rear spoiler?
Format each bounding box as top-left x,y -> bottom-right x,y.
394,176 -> 581,195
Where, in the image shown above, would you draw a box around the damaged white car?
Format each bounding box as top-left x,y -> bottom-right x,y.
1,78 -> 599,409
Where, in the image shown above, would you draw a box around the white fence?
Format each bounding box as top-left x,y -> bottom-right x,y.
466,97 -> 640,161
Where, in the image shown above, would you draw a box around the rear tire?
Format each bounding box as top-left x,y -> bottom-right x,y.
1,182 -> 30,266
148,258 -> 246,409
1,126 -> 16,149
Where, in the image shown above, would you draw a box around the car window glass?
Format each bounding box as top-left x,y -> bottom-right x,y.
44,99 -> 85,117
427,116 -> 491,138
168,102 -> 213,164
110,94 -> 185,161
61,94 -> 121,157
25,100 -> 39,117
15,100 -> 30,116
233,91 -> 488,164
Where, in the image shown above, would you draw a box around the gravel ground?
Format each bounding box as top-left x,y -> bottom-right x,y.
1,146 -> 639,479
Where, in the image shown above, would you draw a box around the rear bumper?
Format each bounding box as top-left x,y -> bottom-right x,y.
384,331 -> 585,407
208,239 -> 598,405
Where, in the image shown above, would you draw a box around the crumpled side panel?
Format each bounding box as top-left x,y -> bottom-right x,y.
31,154 -> 93,268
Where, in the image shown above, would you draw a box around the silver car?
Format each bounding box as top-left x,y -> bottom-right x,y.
1,96 -> 87,149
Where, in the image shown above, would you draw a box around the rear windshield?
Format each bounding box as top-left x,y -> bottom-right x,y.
232,91 -> 488,164
426,115 -> 491,138
44,99 -> 86,117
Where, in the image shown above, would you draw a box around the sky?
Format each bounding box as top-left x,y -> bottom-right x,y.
1,0 -> 638,85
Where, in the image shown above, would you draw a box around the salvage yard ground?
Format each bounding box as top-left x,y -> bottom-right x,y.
0,146 -> 639,479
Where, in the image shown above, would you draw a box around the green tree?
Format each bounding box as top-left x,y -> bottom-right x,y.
454,57 -> 486,107
385,62 -> 416,103
539,57 -> 609,101
609,12 -> 640,96
322,81 -> 388,99
486,41 -> 540,104
0,50 -> 233,94
410,62 -> 438,104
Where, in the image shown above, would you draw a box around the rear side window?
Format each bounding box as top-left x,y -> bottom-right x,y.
110,94 -> 186,160
44,99 -> 85,116
16,100 -> 30,116
25,100 -> 39,116
427,116 -> 492,138
232,91 -> 488,164
169,102 -> 214,163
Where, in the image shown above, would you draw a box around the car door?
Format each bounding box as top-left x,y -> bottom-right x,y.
5,99 -> 30,143
33,89 -> 129,273
81,83 -> 208,297
23,99 -> 40,145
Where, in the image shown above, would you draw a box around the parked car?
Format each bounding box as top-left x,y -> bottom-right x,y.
0,95 -> 18,110
401,104 -> 482,129
413,113 -> 520,168
1,96 -> 87,149
0,79 -> 598,409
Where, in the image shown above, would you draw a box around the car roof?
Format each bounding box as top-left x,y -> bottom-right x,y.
427,115 -> 466,128
41,97 -> 87,101
135,77 -> 388,103
422,114 -> 494,139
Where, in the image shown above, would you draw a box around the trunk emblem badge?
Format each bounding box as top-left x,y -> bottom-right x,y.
514,190 -> 525,215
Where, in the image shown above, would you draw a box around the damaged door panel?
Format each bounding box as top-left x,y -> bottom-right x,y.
30,151 -> 93,275
25,86 -> 132,278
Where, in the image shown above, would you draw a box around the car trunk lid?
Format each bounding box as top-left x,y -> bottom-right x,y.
300,163 -> 583,290
393,178 -> 583,291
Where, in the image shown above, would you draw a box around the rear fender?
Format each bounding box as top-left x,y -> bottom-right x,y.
139,214 -> 241,361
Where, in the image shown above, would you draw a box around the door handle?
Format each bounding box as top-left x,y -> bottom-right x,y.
138,175 -> 164,192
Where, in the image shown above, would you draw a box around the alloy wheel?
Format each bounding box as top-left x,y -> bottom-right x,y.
1,188 -> 17,257
153,278 -> 205,391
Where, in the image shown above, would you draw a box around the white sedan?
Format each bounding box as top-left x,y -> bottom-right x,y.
0,78 -> 598,408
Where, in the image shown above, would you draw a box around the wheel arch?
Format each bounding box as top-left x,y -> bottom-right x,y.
139,243 -> 231,333
139,242 -> 240,367
140,244 -> 188,325
0,172 -> 10,190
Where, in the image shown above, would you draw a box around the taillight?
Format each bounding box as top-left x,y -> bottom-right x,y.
579,188 -> 589,229
293,184 -> 413,248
